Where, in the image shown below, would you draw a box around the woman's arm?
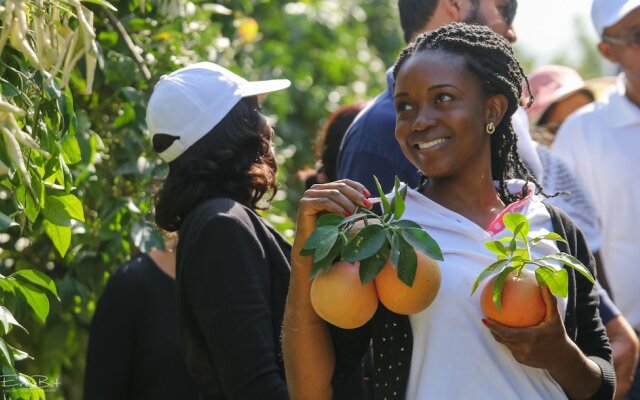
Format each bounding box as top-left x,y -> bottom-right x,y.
282,180 -> 371,400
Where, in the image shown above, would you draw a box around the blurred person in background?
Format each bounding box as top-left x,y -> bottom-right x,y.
528,64 -> 640,399
552,1 -> 640,397
84,236 -> 200,400
300,102 -> 366,189
147,62 -> 292,400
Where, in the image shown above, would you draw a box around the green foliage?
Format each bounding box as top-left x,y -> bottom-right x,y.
302,176 -> 443,287
3,0 -> 403,398
471,212 -> 595,311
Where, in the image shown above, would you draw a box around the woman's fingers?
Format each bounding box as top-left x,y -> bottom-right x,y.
302,180 -> 371,217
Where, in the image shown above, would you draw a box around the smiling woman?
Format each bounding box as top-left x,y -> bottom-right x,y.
283,23 -> 616,400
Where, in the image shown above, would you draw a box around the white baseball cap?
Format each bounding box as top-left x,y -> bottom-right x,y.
146,62 -> 290,162
591,0 -> 640,38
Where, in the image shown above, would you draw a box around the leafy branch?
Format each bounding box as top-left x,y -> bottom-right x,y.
301,176 -> 443,286
471,212 -> 594,310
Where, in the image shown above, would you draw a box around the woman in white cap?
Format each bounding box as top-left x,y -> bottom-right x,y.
146,62 -> 295,400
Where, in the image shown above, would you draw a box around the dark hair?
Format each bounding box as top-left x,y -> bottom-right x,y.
398,0 -> 439,43
398,0 -> 481,43
392,23 -> 544,204
303,102 -> 366,189
153,97 -> 277,231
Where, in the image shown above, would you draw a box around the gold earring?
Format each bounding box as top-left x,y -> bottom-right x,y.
486,122 -> 495,135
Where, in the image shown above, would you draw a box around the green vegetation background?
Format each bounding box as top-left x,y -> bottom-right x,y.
0,0 -> 603,397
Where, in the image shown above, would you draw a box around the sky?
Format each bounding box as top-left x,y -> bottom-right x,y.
513,0 -> 598,67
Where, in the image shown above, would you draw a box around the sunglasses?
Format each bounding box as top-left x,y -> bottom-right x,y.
602,30 -> 640,48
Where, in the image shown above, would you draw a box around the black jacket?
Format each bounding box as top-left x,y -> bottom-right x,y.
330,202 -> 615,400
176,198 -> 291,400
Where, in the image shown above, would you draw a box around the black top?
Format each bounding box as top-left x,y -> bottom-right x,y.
176,198 -> 291,400
330,202 -> 616,400
84,254 -> 198,400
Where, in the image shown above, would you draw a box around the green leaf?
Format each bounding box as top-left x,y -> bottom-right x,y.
131,221 -> 165,253
303,225 -> 338,250
309,240 -> 343,280
15,283 -> 50,324
471,259 -> 509,295
400,227 -> 444,261
0,212 -> 18,231
15,185 -> 40,223
61,134 -> 82,164
113,104 -> 136,129
54,194 -> 85,222
0,338 -> 12,367
341,224 -> 387,262
389,177 -> 406,220
5,343 -> 30,362
43,220 -> 71,257
299,247 -> 314,256
492,266 -> 515,311
81,0 -> 118,11
13,270 -> 58,298
539,253 -> 595,284
504,213 -> 530,241
42,196 -> 71,226
391,220 -> 421,229
0,306 -> 26,335
359,244 -> 390,284
397,236 -> 418,287
484,240 -> 508,257
373,175 -> 390,215
389,231 -> 400,268
535,267 -> 568,298
303,225 -> 339,262
316,213 -> 343,227
530,232 -> 567,246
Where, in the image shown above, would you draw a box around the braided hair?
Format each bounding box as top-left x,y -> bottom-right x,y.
392,22 -> 544,204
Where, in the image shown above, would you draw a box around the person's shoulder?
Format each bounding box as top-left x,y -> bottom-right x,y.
112,254 -> 155,283
183,197 -> 260,237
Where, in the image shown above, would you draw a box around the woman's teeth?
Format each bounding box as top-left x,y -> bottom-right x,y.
417,138 -> 447,149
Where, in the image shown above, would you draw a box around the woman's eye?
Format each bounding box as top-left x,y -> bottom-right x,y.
396,102 -> 414,112
435,93 -> 453,103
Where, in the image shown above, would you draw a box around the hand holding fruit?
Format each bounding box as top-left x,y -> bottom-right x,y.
293,179 -> 372,255
301,177 -> 443,329
484,286 -> 576,371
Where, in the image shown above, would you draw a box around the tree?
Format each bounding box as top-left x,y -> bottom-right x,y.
2,0 -> 402,398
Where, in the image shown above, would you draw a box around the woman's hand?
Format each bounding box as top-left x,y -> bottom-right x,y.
484,286 -> 572,370
485,286 -> 603,398
293,179 -> 372,256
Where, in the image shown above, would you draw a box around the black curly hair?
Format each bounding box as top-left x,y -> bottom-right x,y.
392,22 -> 544,204
153,97 -> 277,232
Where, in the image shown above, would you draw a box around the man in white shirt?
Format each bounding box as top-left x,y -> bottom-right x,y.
552,0 -> 640,397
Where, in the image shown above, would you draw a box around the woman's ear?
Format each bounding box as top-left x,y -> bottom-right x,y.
597,42 -> 618,64
485,94 -> 509,127
441,0 -> 475,21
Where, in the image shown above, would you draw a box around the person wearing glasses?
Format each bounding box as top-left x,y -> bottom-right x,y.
552,1 -> 640,398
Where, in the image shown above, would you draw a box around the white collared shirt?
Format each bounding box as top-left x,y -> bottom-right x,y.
401,183 -> 568,400
552,74 -> 640,330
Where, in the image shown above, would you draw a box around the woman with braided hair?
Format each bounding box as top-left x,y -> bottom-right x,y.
284,23 -> 615,400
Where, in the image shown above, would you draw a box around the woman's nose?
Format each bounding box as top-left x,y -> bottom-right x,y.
411,108 -> 436,132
